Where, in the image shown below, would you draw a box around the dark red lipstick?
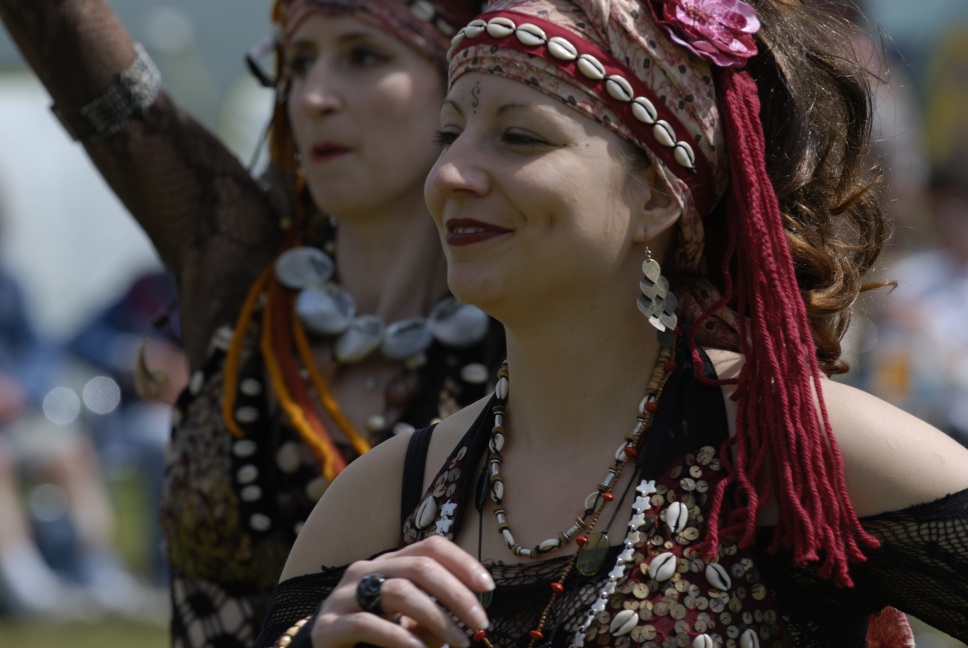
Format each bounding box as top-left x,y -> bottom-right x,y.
445,218 -> 512,246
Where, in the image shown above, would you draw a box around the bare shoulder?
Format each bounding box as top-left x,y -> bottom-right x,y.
280,431 -> 414,579
279,395 -> 493,581
703,348 -> 968,517
821,379 -> 968,516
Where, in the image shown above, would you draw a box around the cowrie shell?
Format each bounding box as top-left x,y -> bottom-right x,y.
740,629 -> 760,648
274,246 -> 333,289
334,315 -> 385,363
632,97 -> 658,124
674,141 -> 697,168
605,75 -> 634,102
464,19 -> 487,38
610,609 -> 638,637
547,36 -> 578,61
495,375 -> 509,400
653,120 -> 677,148
647,552 -> 677,581
232,440 -> 258,458
693,635 -> 714,648
705,562 -> 732,591
664,501 -> 689,534
577,53 -> 606,80
415,496 -> 439,529
410,0 -> 435,21
486,16 -> 516,39
295,284 -> 355,335
537,538 -> 561,553
249,513 -> 272,531
515,23 -> 547,47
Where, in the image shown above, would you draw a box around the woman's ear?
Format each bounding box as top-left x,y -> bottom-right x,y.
631,165 -> 682,244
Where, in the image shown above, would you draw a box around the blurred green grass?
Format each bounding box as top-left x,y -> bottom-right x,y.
0,618 -> 167,647
0,469 -> 169,647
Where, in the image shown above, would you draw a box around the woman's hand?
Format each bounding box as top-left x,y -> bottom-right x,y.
309,536 -> 494,648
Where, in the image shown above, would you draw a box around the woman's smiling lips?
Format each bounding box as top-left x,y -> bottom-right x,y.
310,142 -> 351,162
445,218 -> 513,246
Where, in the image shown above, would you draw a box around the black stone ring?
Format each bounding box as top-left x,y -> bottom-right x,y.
355,573 -> 388,616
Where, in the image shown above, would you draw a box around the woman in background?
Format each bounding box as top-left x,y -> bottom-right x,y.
0,0 -> 499,646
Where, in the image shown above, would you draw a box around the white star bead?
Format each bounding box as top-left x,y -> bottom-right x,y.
435,518 -> 454,535
440,501 -> 458,517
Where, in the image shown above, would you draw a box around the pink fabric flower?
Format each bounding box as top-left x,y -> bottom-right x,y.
650,0 -> 760,68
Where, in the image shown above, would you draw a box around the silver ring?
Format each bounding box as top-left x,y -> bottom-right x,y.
355,573 -> 387,616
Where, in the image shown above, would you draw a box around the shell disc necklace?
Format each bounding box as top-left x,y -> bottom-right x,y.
473,334 -> 678,647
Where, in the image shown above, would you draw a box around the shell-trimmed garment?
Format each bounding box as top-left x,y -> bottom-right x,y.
256,346 -> 968,648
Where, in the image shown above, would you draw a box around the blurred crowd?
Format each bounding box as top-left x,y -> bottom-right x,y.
842,18 -> 968,459
0,230 -> 185,622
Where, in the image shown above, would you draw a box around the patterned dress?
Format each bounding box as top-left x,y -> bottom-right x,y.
256,346 -> 968,647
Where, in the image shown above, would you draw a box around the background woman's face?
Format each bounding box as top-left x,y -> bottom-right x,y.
286,14 -> 445,219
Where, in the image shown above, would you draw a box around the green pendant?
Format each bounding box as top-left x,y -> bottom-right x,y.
575,532 -> 610,576
478,589 -> 493,609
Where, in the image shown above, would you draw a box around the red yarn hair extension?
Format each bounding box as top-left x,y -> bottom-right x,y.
698,68 -> 878,587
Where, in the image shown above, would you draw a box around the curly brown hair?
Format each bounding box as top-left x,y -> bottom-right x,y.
746,0 -> 890,375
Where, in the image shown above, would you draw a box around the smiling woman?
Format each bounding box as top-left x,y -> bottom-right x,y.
0,0 -> 498,647
254,1 -> 968,647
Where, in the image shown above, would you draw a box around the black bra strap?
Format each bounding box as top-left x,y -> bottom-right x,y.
400,425 -> 436,527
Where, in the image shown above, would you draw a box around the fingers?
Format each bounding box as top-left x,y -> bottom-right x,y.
310,537 -> 494,648
312,611 -> 427,648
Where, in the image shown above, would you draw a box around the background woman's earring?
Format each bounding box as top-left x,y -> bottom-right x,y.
637,247 -> 678,332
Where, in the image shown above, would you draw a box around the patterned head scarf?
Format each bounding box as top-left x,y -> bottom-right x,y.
448,0 -> 878,586
272,0 -> 485,69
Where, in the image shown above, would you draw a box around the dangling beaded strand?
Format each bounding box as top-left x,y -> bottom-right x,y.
485,340 -> 676,560
473,333 -> 678,648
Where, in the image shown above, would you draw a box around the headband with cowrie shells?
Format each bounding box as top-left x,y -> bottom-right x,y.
448,10 -> 714,216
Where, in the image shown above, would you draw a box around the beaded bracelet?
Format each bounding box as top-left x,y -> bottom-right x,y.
51,42 -> 161,142
273,614 -> 313,648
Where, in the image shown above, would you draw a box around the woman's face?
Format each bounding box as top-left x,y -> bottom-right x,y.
286,14 -> 445,219
425,73 -> 655,321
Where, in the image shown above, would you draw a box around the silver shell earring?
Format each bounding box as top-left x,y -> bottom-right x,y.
637,247 -> 677,332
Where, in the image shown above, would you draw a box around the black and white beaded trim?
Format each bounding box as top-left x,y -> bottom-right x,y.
448,14 -> 700,175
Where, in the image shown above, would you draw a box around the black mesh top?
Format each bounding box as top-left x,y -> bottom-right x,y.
255,347 -> 968,648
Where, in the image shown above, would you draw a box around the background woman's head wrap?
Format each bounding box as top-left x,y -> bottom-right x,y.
272,0 -> 485,69
448,0 -> 879,586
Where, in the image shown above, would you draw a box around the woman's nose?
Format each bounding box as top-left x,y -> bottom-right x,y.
295,65 -> 344,116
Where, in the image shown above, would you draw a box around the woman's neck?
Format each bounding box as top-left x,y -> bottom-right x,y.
499,304 -> 664,458
332,200 -> 449,323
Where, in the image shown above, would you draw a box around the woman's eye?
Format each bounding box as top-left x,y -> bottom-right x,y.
348,46 -> 391,67
503,131 -> 547,146
287,53 -> 314,78
433,130 -> 459,147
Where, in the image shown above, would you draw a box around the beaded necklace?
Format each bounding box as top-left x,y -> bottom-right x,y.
474,334 -> 678,648
221,224 -> 492,483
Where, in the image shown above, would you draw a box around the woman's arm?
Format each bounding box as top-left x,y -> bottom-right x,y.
0,0 -> 283,366
274,431 -> 493,648
822,379 -> 968,517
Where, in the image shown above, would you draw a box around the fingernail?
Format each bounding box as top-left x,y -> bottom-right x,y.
477,570 -> 495,591
448,628 -> 471,648
469,605 -> 490,632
